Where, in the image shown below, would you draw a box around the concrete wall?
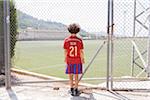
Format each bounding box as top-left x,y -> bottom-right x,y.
18,29 -> 69,40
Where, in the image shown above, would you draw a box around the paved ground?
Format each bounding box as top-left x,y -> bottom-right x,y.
1,83 -> 150,100
1,73 -> 150,100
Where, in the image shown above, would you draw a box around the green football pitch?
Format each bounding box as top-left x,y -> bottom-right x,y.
14,39 -> 147,81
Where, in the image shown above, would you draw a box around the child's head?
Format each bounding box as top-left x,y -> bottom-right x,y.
68,23 -> 80,34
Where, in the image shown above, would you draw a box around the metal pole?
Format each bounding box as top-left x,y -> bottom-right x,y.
147,15 -> 150,77
110,0 -> 114,90
131,0 -> 137,77
78,40 -> 106,82
3,0 -> 11,89
107,0 -> 111,90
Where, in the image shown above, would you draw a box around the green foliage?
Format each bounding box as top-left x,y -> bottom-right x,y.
10,0 -> 18,58
0,1 -> 4,74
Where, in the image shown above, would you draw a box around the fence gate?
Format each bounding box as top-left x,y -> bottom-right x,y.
9,0 -> 109,90
4,0 -> 150,91
110,0 -> 150,90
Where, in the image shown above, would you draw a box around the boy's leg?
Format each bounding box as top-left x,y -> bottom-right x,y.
74,74 -> 81,96
69,74 -> 75,96
69,74 -> 73,88
74,74 -> 78,89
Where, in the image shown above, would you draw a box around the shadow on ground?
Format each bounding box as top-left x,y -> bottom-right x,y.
7,89 -> 18,100
71,93 -> 96,100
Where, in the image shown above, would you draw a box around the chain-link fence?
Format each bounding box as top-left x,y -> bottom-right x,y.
110,0 -> 150,90
3,0 -> 150,91
10,0 -> 108,89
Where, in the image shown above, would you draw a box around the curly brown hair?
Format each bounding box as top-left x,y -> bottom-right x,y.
67,23 -> 80,34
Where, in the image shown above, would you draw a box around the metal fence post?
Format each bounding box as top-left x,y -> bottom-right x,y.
106,0 -> 111,90
110,0 -> 114,90
107,0 -> 114,90
106,0 -> 114,90
147,15 -> 150,77
131,0 -> 136,77
3,0 -> 11,89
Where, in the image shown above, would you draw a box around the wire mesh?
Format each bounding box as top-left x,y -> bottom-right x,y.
112,0 -> 150,90
8,0 -> 150,91
12,0 -> 108,89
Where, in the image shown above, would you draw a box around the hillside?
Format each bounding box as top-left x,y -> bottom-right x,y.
17,10 -> 87,36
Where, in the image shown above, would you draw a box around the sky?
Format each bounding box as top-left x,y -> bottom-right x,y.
14,0 -> 149,35
14,0 -> 108,32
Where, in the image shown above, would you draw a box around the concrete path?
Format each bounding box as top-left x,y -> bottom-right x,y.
1,73 -> 150,100
1,82 -> 150,100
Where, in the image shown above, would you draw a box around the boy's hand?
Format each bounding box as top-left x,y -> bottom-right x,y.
64,57 -> 67,62
81,58 -> 85,64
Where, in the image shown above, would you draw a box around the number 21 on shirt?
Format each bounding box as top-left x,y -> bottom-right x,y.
69,46 -> 77,57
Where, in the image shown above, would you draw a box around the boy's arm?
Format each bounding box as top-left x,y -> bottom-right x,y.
80,49 -> 85,63
64,49 -> 67,62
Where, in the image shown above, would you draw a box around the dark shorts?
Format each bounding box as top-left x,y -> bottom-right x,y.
66,64 -> 83,74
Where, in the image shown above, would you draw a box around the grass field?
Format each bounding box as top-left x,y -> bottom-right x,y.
14,39 -> 147,83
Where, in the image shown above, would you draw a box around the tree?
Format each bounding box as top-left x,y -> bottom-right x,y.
10,0 -> 17,58
0,1 -> 4,75
0,0 -> 17,75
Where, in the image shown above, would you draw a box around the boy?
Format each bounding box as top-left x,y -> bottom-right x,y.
63,23 -> 84,96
